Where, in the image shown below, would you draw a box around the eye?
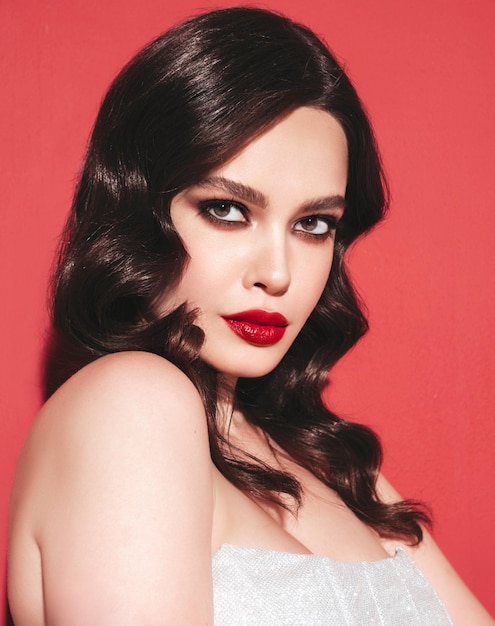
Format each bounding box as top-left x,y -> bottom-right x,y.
199,200 -> 247,224
294,215 -> 337,236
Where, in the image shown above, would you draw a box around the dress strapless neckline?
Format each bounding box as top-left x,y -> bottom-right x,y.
213,542 -> 401,566
212,541 -> 453,624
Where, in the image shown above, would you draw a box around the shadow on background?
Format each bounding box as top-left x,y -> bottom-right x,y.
5,597 -> 14,625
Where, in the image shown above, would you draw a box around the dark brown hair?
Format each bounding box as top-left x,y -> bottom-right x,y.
45,7 -> 428,542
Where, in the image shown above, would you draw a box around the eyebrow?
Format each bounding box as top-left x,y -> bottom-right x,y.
195,175 -> 346,214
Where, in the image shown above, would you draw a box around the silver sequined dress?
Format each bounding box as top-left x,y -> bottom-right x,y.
212,544 -> 453,625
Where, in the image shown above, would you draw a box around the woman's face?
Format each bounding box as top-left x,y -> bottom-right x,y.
163,107 -> 348,379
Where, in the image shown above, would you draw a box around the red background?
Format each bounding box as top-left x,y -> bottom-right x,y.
1,0 -> 494,619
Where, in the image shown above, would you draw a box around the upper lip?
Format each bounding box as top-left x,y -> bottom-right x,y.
223,309 -> 288,327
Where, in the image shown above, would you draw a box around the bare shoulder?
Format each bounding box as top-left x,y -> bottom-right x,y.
9,352 -> 214,624
22,351 -> 207,457
377,474 -> 494,625
11,352 -> 210,501
48,350 -> 204,419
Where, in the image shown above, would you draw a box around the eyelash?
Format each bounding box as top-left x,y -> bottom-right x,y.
198,199 -> 248,227
294,215 -> 339,241
197,199 -> 339,241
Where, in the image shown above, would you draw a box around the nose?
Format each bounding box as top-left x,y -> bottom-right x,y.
243,226 -> 291,296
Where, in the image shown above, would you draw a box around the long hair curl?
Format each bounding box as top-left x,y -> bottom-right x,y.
45,7 -> 428,542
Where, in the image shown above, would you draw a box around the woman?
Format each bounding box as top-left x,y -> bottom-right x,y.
7,7 -> 493,625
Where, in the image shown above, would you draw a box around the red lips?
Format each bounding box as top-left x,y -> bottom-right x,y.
222,309 -> 288,346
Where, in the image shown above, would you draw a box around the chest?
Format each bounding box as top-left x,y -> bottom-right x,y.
211,450 -> 393,562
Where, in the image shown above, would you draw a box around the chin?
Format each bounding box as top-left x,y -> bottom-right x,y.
202,352 -> 285,381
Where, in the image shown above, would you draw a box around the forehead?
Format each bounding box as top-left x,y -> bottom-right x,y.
209,107 -> 348,203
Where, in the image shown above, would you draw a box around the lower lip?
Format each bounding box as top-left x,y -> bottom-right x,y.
223,319 -> 287,346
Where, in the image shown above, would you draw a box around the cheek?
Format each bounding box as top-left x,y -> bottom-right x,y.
178,233 -> 247,297
305,278 -> 330,320
174,247 -> 232,307
174,261 -> 210,303
293,251 -> 334,316
157,252 -> 213,314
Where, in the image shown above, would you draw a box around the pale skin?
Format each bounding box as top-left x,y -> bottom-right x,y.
8,108 -> 493,624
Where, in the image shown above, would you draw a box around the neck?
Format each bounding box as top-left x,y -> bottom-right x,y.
215,374 -> 237,435
215,374 -> 256,439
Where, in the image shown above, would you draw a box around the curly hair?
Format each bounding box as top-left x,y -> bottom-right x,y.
44,7 -> 428,542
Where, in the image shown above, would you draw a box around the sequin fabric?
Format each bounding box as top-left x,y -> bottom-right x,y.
212,544 -> 453,625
